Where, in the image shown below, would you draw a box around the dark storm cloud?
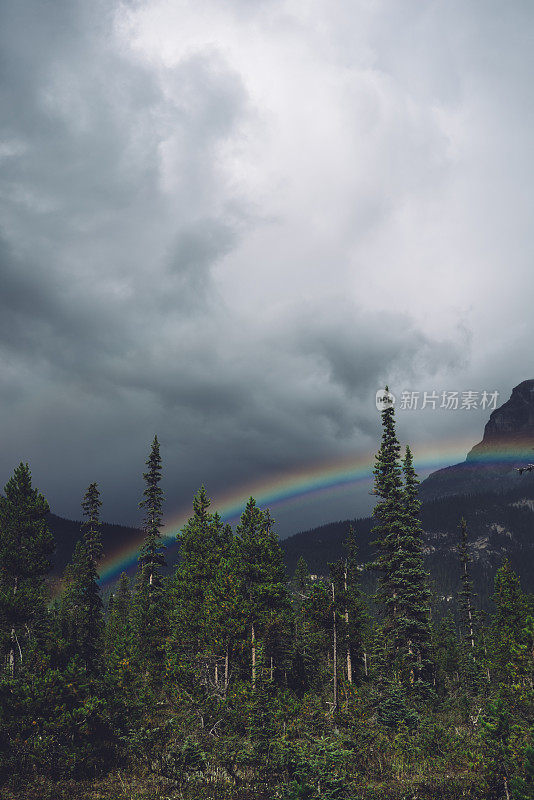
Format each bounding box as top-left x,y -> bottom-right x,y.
0,0 -> 532,536
294,306 -> 467,399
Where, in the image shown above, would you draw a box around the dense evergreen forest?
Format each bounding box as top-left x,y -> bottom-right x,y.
1,406 -> 533,800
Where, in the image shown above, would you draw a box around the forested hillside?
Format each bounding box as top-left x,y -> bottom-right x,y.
282,483 -> 534,612
0,422 -> 533,800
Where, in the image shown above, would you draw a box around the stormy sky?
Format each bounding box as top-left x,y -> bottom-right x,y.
1,0 -> 533,536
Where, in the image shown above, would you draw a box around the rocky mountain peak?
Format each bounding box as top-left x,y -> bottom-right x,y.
419,379 -> 534,501
467,379 -> 534,459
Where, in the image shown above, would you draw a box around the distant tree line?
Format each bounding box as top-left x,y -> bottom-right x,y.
0,416 -> 533,799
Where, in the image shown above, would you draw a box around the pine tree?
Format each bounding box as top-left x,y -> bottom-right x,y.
490,559 -> 529,683
105,572 -> 134,684
204,544 -> 248,694
133,436 -> 167,686
234,499 -> 292,688
369,388 -> 405,678
480,692 -> 516,799
293,557 -> 311,601
370,386 -> 403,598
168,487 -> 234,684
299,579 -> 333,692
58,483 -> 104,672
0,463 -> 54,675
370,396 -> 431,686
432,612 -> 461,694
81,482 -> 103,566
138,436 -> 166,590
511,726 -> 534,800
395,446 -> 432,682
59,539 -> 103,672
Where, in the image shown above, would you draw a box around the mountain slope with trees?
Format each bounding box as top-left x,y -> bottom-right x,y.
1,401 -> 533,799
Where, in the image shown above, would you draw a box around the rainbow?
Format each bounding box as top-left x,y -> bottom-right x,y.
91,433 -> 534,592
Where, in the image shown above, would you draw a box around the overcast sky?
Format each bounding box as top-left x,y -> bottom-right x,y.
1,0 -> 533,536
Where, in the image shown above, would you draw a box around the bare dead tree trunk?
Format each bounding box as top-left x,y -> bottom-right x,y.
270,656 -> 274,682
8,631 -> 15,677
363,651 -> 368,677
332,582 -> 337,709
251,623 -> 256,689
9,578 -> 19,676
460,519 -> 475,649
344,562 -> 352,684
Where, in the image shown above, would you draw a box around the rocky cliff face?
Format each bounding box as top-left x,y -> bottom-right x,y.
419,379 -> 534,501
467,379 -> 534,459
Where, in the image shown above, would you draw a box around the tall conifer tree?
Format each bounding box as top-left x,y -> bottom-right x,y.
0,463 -> 54,675
168,487 -> 234,682
59,482 -> 104,672
234,499 -> 292,688
370,394 -> 431,684
370,387 -> 404,674
490,560 -> 529,683
81,482 -> 103,566
106,572 -> 134,683
134,436 -> 167,685
395,446 -> 432,681
59,539 -> 103,672
138,436 -> 166,589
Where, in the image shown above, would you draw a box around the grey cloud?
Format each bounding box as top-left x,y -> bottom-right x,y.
0,0 -> 532,537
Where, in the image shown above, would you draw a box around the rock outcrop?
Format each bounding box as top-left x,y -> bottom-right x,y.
467,379 -> 534,459
419,379 -> 534,501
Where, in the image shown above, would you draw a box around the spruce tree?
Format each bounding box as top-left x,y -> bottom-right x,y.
293,556 -> 311,600
0,463 -> 54,675
395,446 -> 432,682
133,436 -> 167,686
234,499 -> 292,688
105,572 -> 134,683
490,559 -> 529,683
511,726 -> 534,800
299,579 -> 333,692
168,487 -> 234,684
370,395 -> 431,685
81,482 -> 103,566
58,482 -> 104,672
369,387 -> 404,677
137,435 -> 166,590
204,543 -> 248,694
59,539 -> 103,672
